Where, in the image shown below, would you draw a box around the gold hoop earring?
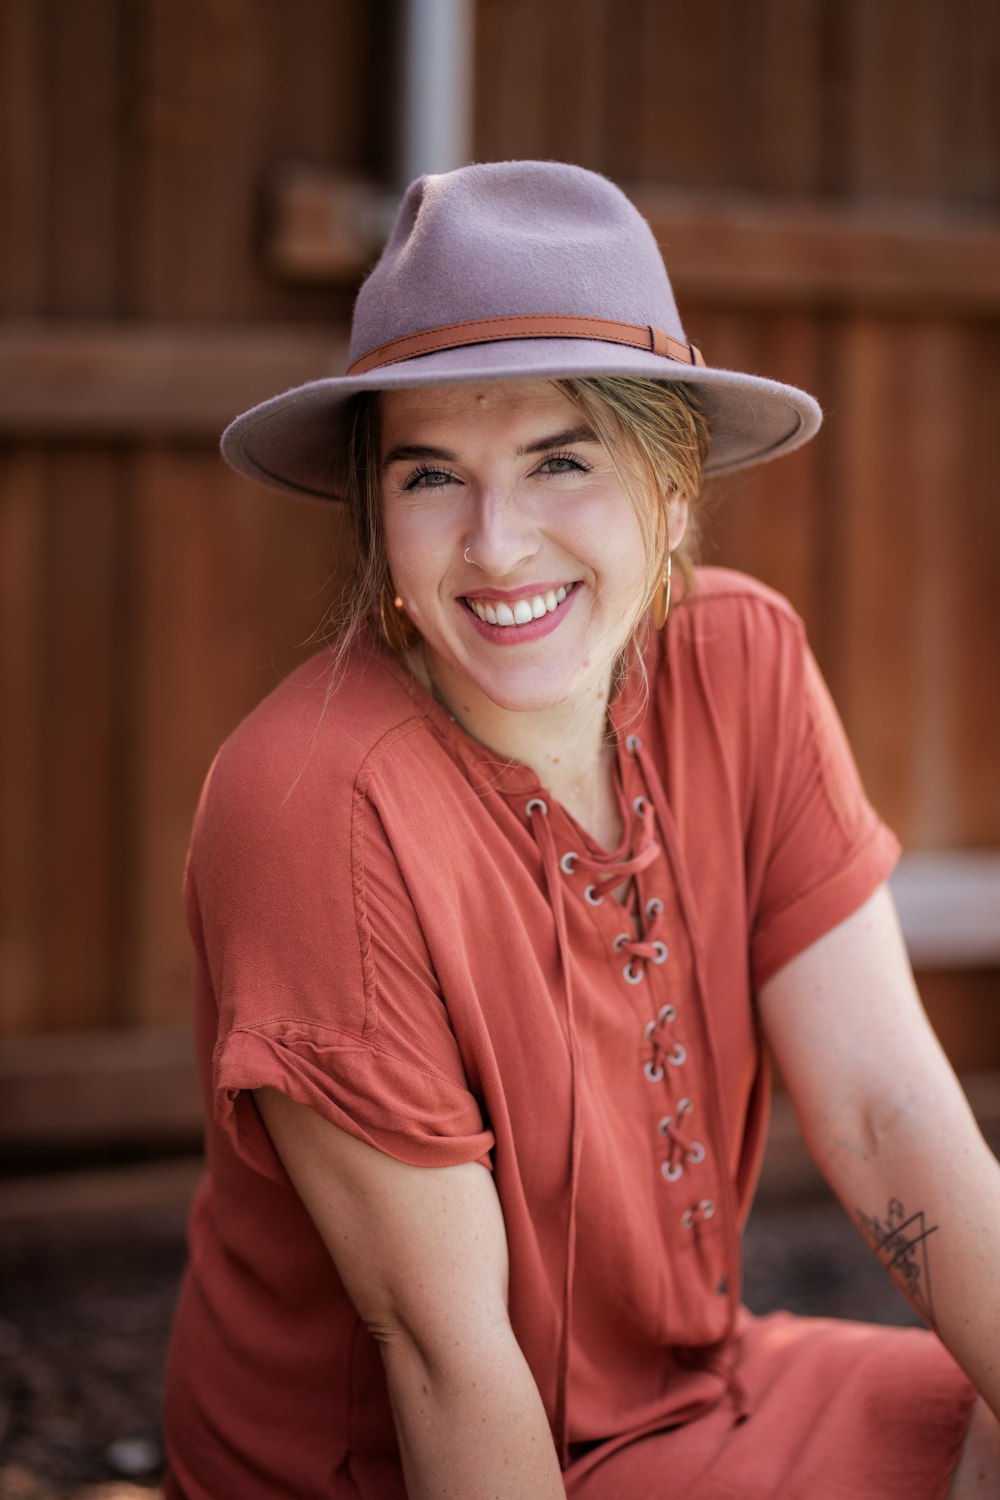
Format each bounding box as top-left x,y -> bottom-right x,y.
379,579 -> 420,652
651,551 -> 672,630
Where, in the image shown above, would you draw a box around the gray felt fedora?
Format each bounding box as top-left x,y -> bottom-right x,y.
221,160 -> 822,497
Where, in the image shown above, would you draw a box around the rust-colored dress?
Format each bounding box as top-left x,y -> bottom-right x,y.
163,569 -> 974,1499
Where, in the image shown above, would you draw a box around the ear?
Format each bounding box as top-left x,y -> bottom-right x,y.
667,493 -> 689,552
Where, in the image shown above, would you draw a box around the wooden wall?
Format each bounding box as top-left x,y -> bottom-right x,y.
1,1 -> 998,1102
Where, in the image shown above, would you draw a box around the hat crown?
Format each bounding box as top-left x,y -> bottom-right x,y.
348,160 -> 686,364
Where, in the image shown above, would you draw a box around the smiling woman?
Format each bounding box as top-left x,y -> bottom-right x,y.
163,162 -> 1000,1500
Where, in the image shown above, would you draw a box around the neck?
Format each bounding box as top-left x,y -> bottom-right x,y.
410,646 -> 624,848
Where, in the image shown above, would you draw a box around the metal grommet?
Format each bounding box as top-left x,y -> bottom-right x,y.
658,1005 -> 676,1025
699,1199 -> 716,1219
661,1160 -> 683,1182
623,962 -> 644,985
668,1042 -> 687,1067
613,932 -> 631,952
525,797 -> 548,817
657,1115 -> 672,1135
687,1141 -> 706,1164
632,795 -> 647,816
584,884 -> 604,906
677,1098 -> 693,1115
651,941 -> 668,964
644,1060 -> 664,1083
645,897 -> 664,919
625,734 -> 642,753
559,851 -> 578,875
681,1209 -> 695,1230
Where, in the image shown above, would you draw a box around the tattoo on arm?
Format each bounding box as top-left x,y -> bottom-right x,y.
855,1197 -> 939,1329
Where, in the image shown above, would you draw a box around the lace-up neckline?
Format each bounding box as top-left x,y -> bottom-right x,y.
391,643 -> 747,1461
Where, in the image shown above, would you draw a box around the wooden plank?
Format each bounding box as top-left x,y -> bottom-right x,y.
953,323 -> 1000,843
695,307 -> 824,635
473,0 -> 547,162
0,1154 -> 202,1226
33,453 -> 119,1032
0,449 -> 123,1039
264,168 -> 1000,312
128,450 -> 344,1025
0,1027 -> 202,1148
0,322 -> 345,435
0,450 -> 46,1034
128,0 -> 370,322
832,315 -> 1000,846
0,0 -> 46,313
46,0 -> 120,315
634,187 -> 1000,311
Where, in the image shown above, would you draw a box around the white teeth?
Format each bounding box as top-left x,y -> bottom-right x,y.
467,584 -> 573,628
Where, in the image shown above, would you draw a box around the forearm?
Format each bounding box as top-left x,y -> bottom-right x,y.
810,1063 -> 1000,1417
383,1323 -> 565,1500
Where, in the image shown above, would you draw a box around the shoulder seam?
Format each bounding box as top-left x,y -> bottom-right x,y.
350,717 -> 431,1041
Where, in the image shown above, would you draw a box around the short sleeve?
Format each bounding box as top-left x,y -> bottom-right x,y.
746,609 -> 900,990
187,719 -> 495,1181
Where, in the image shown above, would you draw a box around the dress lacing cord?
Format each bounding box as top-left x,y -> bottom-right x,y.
525,796 -> 662,1466
629,738 -> 751,1421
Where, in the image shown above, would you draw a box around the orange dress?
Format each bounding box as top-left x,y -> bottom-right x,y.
163,569 -> 974,1499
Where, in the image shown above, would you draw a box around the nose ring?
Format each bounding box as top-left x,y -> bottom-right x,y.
464,546 -> 474,565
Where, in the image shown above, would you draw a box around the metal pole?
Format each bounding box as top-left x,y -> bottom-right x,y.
398,0 -> 475,189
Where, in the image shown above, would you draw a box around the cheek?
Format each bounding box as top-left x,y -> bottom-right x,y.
382,508 -> 446,617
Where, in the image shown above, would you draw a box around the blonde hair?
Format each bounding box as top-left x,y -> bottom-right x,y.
324,376 -> 710,664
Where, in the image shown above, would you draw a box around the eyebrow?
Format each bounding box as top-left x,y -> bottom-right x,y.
381,424 -> 600,469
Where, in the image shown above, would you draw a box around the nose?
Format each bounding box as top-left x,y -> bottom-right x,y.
464,486 -> 538,579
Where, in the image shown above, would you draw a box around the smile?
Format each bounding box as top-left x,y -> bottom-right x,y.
464,586 -> 570,628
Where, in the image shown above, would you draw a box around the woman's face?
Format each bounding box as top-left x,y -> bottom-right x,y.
379,379 -> 686,723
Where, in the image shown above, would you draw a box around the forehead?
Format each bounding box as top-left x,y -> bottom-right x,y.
378,379 -> 582,447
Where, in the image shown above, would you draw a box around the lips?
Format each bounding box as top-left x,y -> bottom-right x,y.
464,585 -> 569,627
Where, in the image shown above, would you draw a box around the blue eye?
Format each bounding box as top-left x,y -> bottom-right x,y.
403,465 -> 456,491
539,452 -> 589,476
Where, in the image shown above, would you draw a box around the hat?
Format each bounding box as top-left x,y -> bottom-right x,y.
221,160 -> 822,497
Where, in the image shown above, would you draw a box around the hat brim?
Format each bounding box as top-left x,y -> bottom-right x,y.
220,337 -> 823,500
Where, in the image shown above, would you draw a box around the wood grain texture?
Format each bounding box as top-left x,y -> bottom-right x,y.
0,321 -> 346,433
128,451 -> 344,1026
0,0 -> 46,313
0,1 -> 996,1103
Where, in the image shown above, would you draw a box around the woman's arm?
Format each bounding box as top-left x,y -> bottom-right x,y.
254,1087 -> 565,1500
758,884 -> 1000,1417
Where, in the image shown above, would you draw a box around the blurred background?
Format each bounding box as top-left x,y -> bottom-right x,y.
1,0 -> 998,1494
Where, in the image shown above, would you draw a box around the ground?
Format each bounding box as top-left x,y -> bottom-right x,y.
0,1192 -> 921,1499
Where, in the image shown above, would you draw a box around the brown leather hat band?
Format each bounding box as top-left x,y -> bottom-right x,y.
347,314 -> 706,376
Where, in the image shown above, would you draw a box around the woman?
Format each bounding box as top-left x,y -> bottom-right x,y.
163,161 -> 1000,1498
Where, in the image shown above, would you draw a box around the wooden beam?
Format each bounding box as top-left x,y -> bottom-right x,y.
0,1154 -> 202,1227
0,1026 -> 203,1150
632,186 -> 1000,313
0,322 -> 345,437
265,168 -> 1000,313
